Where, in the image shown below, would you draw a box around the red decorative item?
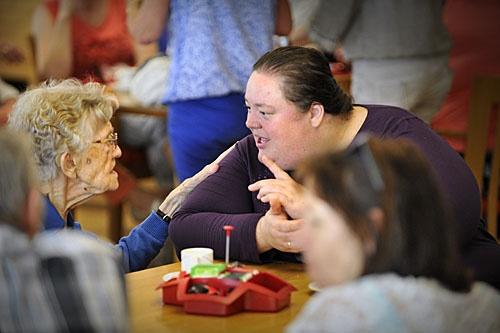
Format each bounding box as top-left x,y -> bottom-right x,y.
223,225 -> 234,264
157,267 -> 297,316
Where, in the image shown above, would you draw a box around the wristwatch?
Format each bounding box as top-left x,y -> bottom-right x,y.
156,209 -> 171,223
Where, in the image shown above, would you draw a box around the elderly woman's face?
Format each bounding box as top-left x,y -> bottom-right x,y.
302,189 -> 365,288
245,71 -> 313,170
73,121 -> 121,194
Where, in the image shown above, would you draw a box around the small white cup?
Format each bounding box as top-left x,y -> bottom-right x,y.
180,247 -> 214,273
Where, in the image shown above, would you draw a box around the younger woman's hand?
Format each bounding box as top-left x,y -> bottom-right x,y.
248,154 -> 307,219
255,198 -> 304,253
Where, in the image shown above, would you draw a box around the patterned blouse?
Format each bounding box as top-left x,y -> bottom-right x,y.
163,0 -> 276,103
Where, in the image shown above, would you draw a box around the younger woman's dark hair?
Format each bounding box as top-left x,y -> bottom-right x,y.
296,137 -> 472,292
253,46 -> 352,116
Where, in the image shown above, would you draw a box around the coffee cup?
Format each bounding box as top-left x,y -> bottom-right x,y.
180,247 -> 214,273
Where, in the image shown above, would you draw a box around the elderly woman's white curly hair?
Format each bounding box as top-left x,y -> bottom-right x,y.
7,79 -> 118,183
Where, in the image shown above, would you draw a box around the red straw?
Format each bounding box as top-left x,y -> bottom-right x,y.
223,226 -> 234,264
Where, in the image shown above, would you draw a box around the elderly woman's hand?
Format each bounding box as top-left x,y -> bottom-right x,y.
158,143 -> 235,217
255,198 -> 305,253
248,155 -> 307,219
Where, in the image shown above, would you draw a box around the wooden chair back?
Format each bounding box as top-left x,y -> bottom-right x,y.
0,0 -> 39,87
464,75 -> 500,239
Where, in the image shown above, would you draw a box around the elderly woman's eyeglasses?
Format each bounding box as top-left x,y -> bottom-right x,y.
94,132 -> 118,148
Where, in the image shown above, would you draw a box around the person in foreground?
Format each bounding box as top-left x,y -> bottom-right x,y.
169,46 -> 500,289
287,137 -> 500,332
7,79 -> 224,272
0,128 -> 127,333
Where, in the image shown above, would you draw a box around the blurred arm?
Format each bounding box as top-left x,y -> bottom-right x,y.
31,1 -> 73,79
275,0 -> 292,36
309,0 -> 359,51
129,0 -> 170,45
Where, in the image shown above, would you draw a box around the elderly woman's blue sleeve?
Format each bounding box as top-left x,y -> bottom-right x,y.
115,212 -> 168,272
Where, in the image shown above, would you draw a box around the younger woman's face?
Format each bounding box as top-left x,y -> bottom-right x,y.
245,71 -> 315,170
302,190 -> 366,288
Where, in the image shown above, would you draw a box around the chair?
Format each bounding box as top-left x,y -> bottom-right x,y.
462,75 -> 500,239
0,37 -> 38,87
0,0 -> 39,87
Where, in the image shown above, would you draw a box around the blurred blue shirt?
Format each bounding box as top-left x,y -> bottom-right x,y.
163,0 -> 276,103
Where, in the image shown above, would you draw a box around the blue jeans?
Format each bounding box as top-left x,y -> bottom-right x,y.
167,93 -> 250,181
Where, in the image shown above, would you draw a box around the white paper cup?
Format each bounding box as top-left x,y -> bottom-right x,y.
180,247 -> 214,273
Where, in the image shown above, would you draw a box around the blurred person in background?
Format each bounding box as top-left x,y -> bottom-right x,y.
287,0 -> 320,47
32,0 -> 134,82
309,0 -> 452,123
130,0 -> 292,181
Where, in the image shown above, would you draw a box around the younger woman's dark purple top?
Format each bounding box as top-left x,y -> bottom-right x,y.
169,105 -> 500,288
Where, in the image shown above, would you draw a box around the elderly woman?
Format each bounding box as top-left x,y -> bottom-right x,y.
169,46 -> 500,289
287,137 -> 500,332
0,128 -> 128,332
7,79 -> 218,272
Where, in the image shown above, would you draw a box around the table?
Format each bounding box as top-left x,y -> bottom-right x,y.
115,90 -> 167,118
126,262 -> 312,333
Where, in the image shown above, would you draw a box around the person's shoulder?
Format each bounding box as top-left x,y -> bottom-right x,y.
33,230 -> 127,332
468,282 -> 500,327
374,275 -> 500,329
364,104 -> 419,122
469,282 -> 500,309
288,277 -> 393,332
307,277 -> 396,313
361,104 -> 429,136
295,275 -> 429,330
318,273 -> 408,300
35,230 -> 117,259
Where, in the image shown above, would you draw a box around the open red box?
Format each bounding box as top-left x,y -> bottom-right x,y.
157,267 -> 297,316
